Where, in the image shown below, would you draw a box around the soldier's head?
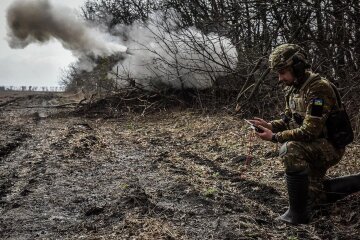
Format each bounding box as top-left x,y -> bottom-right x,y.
269,43 -> 310,86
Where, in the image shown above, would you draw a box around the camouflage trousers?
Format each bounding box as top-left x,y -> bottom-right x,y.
279,138 -> 345,205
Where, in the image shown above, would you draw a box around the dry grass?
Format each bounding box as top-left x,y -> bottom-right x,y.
0,92 -> 359,240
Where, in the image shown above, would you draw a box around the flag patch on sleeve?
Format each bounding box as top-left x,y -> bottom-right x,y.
310,98 -> 324,117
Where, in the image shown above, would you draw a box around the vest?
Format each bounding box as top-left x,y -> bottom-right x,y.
286,72 -> 336,129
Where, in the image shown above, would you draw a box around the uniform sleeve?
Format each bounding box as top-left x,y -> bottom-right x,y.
270,87 -> 292,133
275,80 -> 336,143
270,119 -> 288,132
270,108 -> 292,133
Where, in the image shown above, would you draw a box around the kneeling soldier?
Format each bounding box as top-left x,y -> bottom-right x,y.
250,44 -> 360,224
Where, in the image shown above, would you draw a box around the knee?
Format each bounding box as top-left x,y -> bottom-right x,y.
279,141 -> 309,173
279,141 -> 301,158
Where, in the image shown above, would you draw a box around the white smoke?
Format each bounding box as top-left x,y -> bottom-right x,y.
7,0 -> 237,90
6,0 -> 127,57
109,12 -> 238,90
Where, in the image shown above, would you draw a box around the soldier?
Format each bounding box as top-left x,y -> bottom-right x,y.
249,44 -> 360,224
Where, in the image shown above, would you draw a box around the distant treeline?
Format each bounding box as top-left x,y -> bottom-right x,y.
0,86 -> 65,92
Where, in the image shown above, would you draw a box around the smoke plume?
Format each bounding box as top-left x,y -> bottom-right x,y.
7,0 -> 237,90
6,0 -> 127,57
109,12 -> 237,90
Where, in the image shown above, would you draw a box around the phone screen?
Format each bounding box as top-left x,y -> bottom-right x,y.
244,119 -> 264,133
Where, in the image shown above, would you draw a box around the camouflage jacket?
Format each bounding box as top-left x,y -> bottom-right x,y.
270,71 -> 338,143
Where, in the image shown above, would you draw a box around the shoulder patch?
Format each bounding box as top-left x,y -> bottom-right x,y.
310,98 -> 324,117
313,98 -> 324,106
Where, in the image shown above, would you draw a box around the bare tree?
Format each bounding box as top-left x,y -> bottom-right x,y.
60,0 -> 360,115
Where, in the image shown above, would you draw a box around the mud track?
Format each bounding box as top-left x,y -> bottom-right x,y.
0,92 -> 359,239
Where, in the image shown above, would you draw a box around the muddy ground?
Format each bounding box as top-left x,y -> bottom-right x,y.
0,92 -> 359,240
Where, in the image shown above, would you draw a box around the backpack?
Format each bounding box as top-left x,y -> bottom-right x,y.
326,83 -> 354,148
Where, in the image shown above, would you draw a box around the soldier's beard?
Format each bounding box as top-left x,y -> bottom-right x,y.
279,78 -> 295,86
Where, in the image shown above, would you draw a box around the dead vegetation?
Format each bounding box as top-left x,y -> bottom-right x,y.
0,92 -> 359,240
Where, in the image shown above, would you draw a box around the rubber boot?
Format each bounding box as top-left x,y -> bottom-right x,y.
277,170 -> 310,224
324,173 -> 360,203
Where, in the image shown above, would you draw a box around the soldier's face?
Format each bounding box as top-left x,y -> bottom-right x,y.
277,68 -> 295,86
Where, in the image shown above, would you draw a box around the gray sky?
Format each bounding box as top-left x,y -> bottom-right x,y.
0,0 -> 86,88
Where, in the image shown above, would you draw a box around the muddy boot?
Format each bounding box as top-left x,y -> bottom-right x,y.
277,170 -> 310,224
324,173 -> 360,203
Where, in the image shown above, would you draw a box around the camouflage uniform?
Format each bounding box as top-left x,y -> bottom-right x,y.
270,70 -> 345,205
265,44 -> 359,225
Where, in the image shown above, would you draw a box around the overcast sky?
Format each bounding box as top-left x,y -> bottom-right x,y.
0,0 -> 86,88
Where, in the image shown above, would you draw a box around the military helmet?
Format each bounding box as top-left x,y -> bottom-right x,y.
269,44 -> 308,71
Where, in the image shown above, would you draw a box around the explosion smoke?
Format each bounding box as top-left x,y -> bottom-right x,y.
110,12 -> 238,90
7,0 -> 237,90
6,0 -> 127,57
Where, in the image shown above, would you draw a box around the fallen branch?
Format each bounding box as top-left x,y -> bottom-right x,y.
0,98 -> 21,108
25,102 -> 80,108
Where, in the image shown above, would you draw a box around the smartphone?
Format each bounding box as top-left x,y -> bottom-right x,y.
244,119 -> 264,133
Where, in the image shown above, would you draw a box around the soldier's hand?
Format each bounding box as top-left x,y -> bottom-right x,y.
249,117 -> 272,130
255,125 -> 273,141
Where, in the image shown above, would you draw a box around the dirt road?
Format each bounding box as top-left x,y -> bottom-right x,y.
0,92 -> 359,239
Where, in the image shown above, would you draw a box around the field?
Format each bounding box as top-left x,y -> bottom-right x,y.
0,92 -> 359,239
